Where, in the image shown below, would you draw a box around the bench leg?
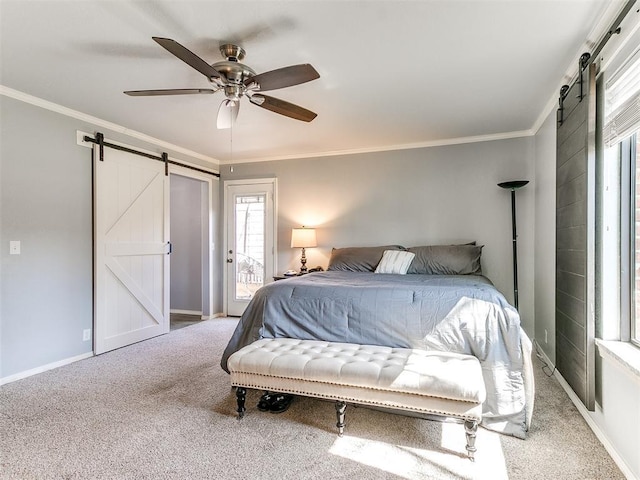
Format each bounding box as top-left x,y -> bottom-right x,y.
335,401 -> 347,436
464,419 -> 478,461
236,387 -> 247,420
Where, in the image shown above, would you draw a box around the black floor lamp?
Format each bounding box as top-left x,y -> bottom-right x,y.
498,180 -> 529,310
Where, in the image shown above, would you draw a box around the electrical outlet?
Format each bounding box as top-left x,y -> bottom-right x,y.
544,329 -> 548,344
83,329 -> 92,342
9,240 -> 21,255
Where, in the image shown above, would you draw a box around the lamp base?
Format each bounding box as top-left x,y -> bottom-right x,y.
299,247 -> 308,274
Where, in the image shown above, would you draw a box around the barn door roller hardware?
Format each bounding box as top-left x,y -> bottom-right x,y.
577,52 -> 591,102
162,152 -> 169,176
83,132 -> 219,178
556,52 -> 592,125
556,0 -> 634,125
96,132 -> 105,161
557,84 -> 570,126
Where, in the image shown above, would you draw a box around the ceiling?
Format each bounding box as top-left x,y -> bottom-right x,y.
0,1 -> 622,165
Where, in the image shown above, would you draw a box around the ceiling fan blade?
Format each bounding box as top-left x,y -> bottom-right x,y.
249,94 -> 317,122
124,88 -> 216,96
245,64 -> 319,92
217,100 -> 240,129
152,37 -> 221,80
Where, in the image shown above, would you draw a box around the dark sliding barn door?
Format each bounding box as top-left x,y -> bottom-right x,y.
556,62 -> 596,410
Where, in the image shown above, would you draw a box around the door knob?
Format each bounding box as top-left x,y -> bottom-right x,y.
227,258 -> 233,263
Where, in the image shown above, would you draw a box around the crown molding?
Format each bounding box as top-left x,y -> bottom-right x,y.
0,85 -> 219,165
221,128 -> 535,165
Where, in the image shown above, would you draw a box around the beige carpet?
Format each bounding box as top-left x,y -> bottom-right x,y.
0,318 -> 624,480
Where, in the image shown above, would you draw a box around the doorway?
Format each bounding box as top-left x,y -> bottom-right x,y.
170,167 -> 216,327
224,179 -> 277,316
169,173 -> 208,329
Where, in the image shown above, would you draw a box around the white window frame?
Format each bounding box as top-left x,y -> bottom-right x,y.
627,134 -> 640,346
601,35 -> 640,348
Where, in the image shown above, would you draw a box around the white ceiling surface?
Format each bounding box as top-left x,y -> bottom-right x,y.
0,1 -> 619,164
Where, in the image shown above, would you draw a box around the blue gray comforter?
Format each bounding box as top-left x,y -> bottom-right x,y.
221,271 -> 532,438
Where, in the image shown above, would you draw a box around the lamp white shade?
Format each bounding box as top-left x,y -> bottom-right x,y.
291,228 -> 317,248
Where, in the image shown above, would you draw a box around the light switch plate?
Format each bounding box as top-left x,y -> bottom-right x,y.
9,241 -> 20,255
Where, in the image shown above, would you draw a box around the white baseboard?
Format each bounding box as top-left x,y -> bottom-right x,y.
0,315 -> 226,386
0,352 -> 94,386
170,311 -> 224,320
535,344 -> 637,480
198,312 -> 226,320
170,309 -> 202,316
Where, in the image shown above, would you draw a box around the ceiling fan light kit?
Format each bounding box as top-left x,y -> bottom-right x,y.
124,37 -> 320,128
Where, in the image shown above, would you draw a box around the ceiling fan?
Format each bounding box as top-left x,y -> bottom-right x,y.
124,37 -> 320,129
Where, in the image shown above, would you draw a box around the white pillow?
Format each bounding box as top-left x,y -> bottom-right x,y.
374,250 -> 416,274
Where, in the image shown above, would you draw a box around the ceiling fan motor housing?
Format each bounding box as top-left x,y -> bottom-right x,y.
211,60 -> 256,84
212,44 -> 255,88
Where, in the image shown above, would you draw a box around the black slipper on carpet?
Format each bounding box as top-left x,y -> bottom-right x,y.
257,392 -> 276,412
269,394 -> 294,414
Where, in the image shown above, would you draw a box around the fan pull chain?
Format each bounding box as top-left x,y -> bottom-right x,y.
230,117 -> 234,166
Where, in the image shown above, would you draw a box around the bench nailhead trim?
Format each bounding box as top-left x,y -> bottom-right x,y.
231,371 -> 480,405
232,382 -> 478,421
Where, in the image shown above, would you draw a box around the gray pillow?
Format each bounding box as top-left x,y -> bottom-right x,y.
327,245 -> 406,272
406,244 -> 483,275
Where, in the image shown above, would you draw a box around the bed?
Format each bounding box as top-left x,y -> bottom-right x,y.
221,244 -> 534,439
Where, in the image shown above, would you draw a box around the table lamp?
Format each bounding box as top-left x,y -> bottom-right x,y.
291,227 -> 317,273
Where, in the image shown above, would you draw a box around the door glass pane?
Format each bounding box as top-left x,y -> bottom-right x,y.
234,194 -> 265,300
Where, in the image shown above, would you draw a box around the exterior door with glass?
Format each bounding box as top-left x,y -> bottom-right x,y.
225,179 -> 276,316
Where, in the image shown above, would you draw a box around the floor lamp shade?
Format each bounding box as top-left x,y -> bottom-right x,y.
498,180 -> 528,310
291,227 -> 317,273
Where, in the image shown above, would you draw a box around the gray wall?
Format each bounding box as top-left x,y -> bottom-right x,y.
0,95 -> 222,380
534,109 -> 557,361
1,96 -> 93,377
170,174 -> 203,313
222,137 -> 536,336
210,179 -> 222,317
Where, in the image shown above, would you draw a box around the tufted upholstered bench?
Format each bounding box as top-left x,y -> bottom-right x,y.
227,338 -> 486,460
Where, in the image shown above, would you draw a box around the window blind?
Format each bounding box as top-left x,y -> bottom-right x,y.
604,50 -> 640,146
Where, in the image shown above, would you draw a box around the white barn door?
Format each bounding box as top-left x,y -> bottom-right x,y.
94,145 -> 170,354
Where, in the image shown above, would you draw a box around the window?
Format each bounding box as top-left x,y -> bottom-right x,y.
234,194 -> 266,300
603,50 -> 640,346
632,134 -> 640,345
